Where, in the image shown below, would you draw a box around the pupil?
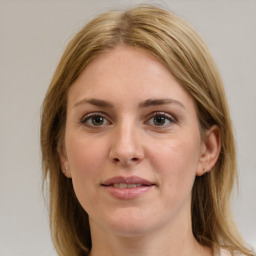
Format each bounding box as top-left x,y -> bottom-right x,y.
93,116 -> 104,125
154,116 -> 165,126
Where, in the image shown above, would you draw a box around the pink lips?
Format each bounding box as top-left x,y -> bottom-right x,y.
101,176 -> 155,200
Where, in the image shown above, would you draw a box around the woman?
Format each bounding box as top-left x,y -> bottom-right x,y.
40,5 -> 255,256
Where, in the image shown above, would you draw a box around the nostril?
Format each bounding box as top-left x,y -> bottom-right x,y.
112,157 -> 139,164
113,158 -> 120,163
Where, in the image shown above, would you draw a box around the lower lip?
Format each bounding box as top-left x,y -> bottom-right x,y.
102,185 -> 154,200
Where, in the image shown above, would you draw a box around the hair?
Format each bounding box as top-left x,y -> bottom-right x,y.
41,4 -> 254,256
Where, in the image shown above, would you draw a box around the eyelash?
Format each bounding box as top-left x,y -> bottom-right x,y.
79,111 -> 176,128
80,112 -> 111,127
145,112 -> 175,127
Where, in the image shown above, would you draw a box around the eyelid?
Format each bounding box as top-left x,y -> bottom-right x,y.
147,111 -> 175,120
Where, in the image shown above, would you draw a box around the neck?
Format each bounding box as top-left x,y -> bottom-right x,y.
89,218 -> 212,256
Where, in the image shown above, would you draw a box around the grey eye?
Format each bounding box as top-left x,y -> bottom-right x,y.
153,115 -> 168,126
81,114 -> 110,127
146,113 -> 174,127
91,116 -> 105,126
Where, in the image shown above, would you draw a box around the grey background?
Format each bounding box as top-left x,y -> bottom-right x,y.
0,0 -> 255,255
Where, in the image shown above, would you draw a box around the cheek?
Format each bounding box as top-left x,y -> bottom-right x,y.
148,135 -> 201,189
65,136 -> 108,207
67,135 -> 107,176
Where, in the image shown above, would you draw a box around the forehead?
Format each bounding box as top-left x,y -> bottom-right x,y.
68,46 -> 194,109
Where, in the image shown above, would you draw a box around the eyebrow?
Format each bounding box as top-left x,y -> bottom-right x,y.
74,98 -> 185,109
139,98 -> 185,109
74,98 -> 114,108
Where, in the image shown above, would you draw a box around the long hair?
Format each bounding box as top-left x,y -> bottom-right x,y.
41,5 -> 254,256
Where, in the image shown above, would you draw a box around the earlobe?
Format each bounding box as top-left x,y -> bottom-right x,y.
62,165 -> 72,178
196,125 -> 221,176
58,142 -> 72,178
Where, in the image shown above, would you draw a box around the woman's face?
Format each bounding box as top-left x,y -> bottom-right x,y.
61,46 -> 210,237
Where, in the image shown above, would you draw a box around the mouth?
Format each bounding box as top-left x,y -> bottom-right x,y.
101,176 -> 155,188
102,183 -> 152,189
111,183 -> 146,188
101,176 -> 155,199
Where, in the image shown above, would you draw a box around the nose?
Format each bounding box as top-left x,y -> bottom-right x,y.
109,122 -> 144,166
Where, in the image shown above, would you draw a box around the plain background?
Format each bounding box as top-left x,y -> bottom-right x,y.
0,0 -> 255,255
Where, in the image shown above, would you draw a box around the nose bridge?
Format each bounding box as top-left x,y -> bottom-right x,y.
109,117 -> 143,165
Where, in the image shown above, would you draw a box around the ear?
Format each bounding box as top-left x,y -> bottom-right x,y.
196,125 -> 221,176
58,141 -> 72,178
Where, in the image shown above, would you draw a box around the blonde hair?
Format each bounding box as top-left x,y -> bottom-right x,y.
41,5 -> 254,256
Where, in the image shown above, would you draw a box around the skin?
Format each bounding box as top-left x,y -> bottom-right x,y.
60,46 -> 220,256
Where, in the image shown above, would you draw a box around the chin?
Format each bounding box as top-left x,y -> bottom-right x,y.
108,223 -> 152,238
101,208 -> 157,237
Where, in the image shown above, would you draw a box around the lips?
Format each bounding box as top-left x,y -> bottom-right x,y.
101,176 -> 154,187
101,176 -> 155,200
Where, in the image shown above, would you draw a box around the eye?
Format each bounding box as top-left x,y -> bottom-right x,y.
80,113 -> 111,127
146,112 -> 175,127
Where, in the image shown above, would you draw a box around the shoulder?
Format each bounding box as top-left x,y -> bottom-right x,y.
214,247 -> 246,256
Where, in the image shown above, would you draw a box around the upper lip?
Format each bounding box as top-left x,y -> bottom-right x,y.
101,176 -> 154,186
